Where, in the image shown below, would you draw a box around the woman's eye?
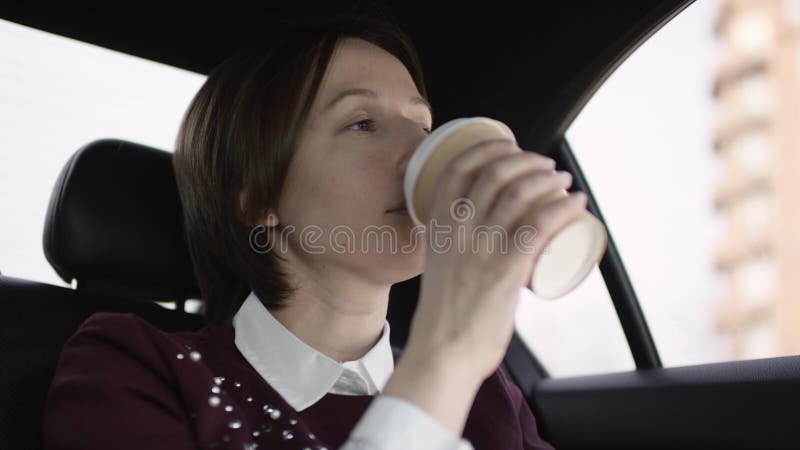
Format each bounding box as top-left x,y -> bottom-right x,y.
348,119 -> 376,133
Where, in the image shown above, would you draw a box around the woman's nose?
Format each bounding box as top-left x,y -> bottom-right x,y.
397,145 -> 414,180
397,124 -> 428,179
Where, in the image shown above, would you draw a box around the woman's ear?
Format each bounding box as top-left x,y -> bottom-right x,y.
238,189 -> 280,227
264,210 -> 279,227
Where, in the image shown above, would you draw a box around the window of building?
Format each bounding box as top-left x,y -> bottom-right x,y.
729,131 -> 771,175
735,73 -> 772,117
731,190 -> 773,239
727,11 -> 774,54
784,0 -> 800,26
732,255 -> 776,307
740,315 -> 777,359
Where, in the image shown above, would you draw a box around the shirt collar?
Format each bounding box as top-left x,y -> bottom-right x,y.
232,290 -> 394,411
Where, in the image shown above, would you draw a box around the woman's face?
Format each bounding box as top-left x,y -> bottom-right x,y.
272,37 -> 432,286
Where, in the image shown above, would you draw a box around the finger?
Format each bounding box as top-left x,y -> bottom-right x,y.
466,151 -> 557,223
512,191 -> 588,267
429,139 -> 519,221
485,169 -> 574,230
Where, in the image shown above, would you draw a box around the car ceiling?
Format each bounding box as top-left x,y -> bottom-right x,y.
1,1 -> 691,151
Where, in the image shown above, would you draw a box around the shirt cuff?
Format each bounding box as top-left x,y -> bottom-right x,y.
342,395 -> 474,450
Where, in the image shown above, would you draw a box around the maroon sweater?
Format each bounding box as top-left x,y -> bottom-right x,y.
43,312 -> 555,449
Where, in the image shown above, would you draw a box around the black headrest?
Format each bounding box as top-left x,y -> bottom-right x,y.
43,139 -> 200,301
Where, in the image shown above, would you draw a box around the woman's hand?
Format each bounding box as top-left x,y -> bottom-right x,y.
407,138 -> 587,380
383,138 -> 587,437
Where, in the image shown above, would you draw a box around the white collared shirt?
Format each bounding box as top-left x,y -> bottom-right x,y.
233,291 -> 474,450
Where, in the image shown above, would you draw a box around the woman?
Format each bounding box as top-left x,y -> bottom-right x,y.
43,12 -> 583,450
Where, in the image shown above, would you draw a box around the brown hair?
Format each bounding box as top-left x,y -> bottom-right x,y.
173,12 -> 430,325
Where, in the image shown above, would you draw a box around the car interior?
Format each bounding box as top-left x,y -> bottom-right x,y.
1,2 -> 798,449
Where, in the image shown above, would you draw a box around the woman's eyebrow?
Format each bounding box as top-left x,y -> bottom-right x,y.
323,88 -> 433,119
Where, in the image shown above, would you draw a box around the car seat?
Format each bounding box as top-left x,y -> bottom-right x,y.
0,139 -> 205,450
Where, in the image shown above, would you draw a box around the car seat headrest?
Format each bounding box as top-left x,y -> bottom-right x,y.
43,139 -> 200,301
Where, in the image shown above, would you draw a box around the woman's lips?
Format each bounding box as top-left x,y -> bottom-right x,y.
386,204 -> 408,214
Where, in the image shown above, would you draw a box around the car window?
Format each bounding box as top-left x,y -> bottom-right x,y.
515,270 -> 636,377
516,0 -> 729,375
562,0 -> 725,370
550,0 -> 800,369
0,19 -> 206,287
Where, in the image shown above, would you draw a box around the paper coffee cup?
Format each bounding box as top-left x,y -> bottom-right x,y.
404,117 -> 608,299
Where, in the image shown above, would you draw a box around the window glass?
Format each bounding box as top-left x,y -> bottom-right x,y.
0,19 -> 206,286
558,0 -> 800,368
515,270 -> 635,378
516,0 -> 729,374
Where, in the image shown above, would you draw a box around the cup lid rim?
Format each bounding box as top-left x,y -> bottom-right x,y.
403,117 -> 516,227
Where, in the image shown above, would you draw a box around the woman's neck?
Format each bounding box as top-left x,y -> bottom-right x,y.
266,271 -> 391,363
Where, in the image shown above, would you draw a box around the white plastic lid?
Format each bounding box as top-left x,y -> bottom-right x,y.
403,117 -> 515,227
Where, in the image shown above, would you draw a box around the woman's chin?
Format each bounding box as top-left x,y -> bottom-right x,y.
376,250 -> 425,281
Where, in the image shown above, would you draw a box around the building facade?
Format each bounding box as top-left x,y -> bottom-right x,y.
713,0 -> 800,359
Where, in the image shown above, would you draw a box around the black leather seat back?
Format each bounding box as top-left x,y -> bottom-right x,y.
43,138 -> 200,301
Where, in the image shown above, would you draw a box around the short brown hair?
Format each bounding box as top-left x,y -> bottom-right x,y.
173,12 -> 429,325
